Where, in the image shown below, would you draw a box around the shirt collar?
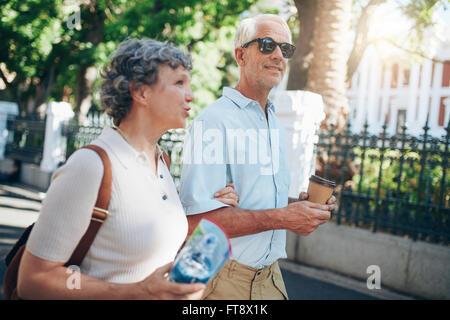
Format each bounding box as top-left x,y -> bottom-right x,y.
97,126 -> 164,169
222,87 -> 276,113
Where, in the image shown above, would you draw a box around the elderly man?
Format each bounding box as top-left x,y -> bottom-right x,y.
179,14 -> 335,300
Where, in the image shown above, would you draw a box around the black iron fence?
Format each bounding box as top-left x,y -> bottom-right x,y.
62,113 -> 112,161
158,129 -> 186,188
4,114 -> 46,165
61,112 -> 186,187
316,119 -> 450,245
4,111 -> 449,245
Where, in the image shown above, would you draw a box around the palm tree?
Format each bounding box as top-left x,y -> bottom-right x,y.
306,0 -> 352,132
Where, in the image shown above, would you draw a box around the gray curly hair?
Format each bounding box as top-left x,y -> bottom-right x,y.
100,38 -> 192,126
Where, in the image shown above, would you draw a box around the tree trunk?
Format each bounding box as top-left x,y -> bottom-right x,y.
75,64 -> 97,124
35,64 -> 56,112
74,2 -> 106,124
286,0 -> 317,90
307,0 -> 352,132
306,0 -> 353,183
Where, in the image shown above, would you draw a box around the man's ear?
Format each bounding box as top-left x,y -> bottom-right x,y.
235,47 -> 246,67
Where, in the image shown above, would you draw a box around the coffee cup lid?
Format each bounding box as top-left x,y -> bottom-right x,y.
309,175 -> 336,188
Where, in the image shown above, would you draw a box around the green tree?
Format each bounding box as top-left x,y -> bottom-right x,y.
0,0 -> 256,118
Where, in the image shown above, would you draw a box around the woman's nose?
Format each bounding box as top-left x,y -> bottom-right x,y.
186,87 -> 195,102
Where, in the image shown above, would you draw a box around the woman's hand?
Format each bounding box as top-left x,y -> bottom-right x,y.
139,262 -> 205,300
214,183 -> 239,207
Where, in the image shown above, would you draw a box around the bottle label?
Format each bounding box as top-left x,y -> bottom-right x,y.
169,218 -> 231,284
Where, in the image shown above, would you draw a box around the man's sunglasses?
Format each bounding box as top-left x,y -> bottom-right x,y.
241,37 -> 296,59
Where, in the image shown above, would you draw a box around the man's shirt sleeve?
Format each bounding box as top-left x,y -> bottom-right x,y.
179,119 -> 230,215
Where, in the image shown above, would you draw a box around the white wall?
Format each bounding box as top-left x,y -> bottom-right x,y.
286,223 -> 450,299
273,90 -> 325,198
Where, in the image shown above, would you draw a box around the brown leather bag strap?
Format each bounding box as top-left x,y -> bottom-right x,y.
65,144 -> 112,267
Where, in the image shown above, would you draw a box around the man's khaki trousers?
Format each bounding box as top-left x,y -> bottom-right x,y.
202,260 -> 289,300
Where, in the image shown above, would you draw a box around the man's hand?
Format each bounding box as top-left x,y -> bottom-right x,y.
299,192 -> 337,205
281,192 -> 336,236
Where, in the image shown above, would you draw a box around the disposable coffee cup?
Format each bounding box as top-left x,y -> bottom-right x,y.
306,175 -> 336,204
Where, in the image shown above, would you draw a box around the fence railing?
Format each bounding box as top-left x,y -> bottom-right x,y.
4,111 -> 448,245
316,117 -> 450,245
158,129 -> 186,188
62,112 -> 112,160
4,114 -> 46,165
61,112 -> 186,187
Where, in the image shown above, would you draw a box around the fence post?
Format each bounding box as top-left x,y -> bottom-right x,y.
40,102 -> 74,172
273,90 -> 325,261
0,101 -> 19,160
273,90 -> 325,198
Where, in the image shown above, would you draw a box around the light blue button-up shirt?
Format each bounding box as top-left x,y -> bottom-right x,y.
179,87 -> 291,269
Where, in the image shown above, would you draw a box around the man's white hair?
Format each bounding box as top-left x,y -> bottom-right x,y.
234,14 -> 292,49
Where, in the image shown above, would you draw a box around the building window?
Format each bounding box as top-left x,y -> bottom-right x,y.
402,68 -> 410,86
391,63 -> 399,88
442,62 -> 450,87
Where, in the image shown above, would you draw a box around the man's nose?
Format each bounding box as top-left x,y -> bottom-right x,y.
271,45 -> 284,60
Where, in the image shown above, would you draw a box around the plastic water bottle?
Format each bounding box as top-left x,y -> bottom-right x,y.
169,219 -> 231,284
169,234 -> 217,283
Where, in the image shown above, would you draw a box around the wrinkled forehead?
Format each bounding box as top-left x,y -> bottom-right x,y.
158,63 -> 190,79
254,19 -> 292,43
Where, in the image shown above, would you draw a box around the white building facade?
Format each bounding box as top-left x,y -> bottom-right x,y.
348,44 -> 450,138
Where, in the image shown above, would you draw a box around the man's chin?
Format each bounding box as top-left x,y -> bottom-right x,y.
266,77 -> 283,89
256,73 -> 284,90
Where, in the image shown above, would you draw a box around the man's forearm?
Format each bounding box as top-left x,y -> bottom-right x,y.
186,206 -> 284,239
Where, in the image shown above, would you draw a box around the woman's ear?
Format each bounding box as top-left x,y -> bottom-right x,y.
129,83 -> 150,105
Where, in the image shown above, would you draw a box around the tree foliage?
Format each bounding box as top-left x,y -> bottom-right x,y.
0,0 -> 257,117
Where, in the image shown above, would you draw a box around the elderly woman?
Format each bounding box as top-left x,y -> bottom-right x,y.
17,38 -> 238,299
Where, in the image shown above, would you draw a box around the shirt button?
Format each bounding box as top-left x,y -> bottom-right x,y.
160,174 -> 164,179
162,194 -> 168,200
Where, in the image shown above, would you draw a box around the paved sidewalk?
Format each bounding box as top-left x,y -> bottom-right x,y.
0,182 -> 417,300
279,260 -> 415,300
